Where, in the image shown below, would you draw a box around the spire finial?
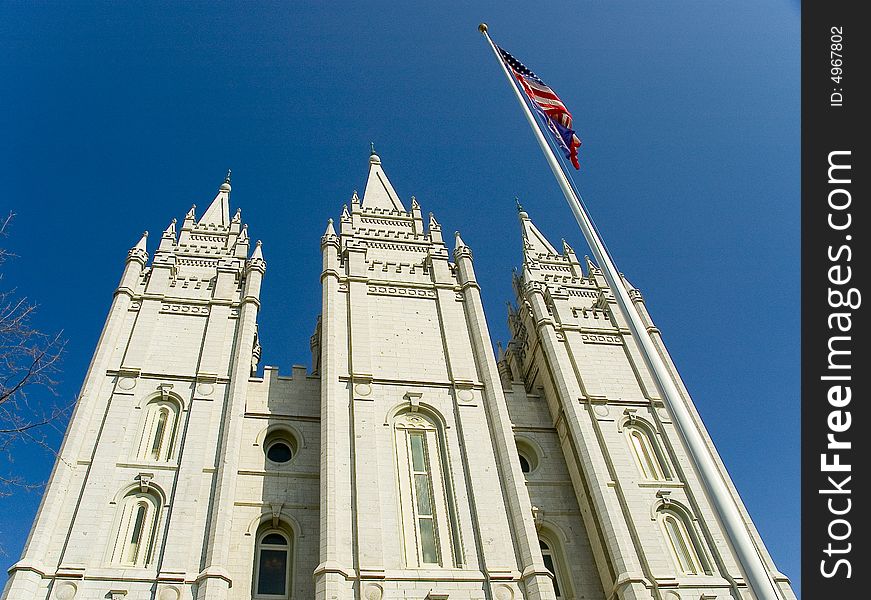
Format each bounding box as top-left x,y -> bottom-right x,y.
515,196 -> 524,213
220,169 -> 232,192
369,142 -> 381,165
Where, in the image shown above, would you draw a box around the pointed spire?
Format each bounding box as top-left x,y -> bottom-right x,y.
232,207 -> 242,223
411,196 -> 420,210
361,148 -> 406,211
324,218 -> 337,237
454,230 -> 468,250
428,212 -> 440,229
200,173 -> 232,226
238,223 -> 249,244
497,341 -> 505,361
562,238 -> 574,254
585,255 -> 599,274
518,206 -> 558,257
185,204 -> 197,220
158,219 -> 177,251
127,230 -> 148,264
133,231 -> 148,252
251,240 -> 264,260
341,204 -> 351,221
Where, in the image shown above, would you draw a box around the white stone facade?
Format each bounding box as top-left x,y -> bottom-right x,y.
2,158 -> 795,600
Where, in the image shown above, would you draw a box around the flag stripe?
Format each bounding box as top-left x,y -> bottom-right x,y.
496,45 -> 582,169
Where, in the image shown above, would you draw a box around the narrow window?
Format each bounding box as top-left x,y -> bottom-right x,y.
138,399 -> 179,462
409,432 -> 439,564
658,508 -> 708,576
150,409 -> 168,460
111,491 -> 159,567
540,539 -> 564,598
126,502 -> 148,563
254,529 -> 291,599
394,412 -> 461,568
624,423 -> 668,480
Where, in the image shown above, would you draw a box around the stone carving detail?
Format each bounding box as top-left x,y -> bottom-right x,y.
368,285 -> 436,299
580,333 -> 623,345
160,303 -> 210,316
494,585 -> 514,600
54,582 -> 77,599
363,583 -> 383,600
158,587 -> 181,600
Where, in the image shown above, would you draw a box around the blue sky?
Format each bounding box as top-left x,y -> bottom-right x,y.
1,0 -> 800,593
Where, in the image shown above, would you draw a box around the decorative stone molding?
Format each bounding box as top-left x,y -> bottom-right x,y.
160,302 -> 210,316
270,502 -> 284,528
363,583 -> 384,600
53,581 -> 77,599
136,472 -> 154,493
580,332 -> 623,345
367,284 -> 436,299
404,390 -> 423,411
353,374 -> 374,399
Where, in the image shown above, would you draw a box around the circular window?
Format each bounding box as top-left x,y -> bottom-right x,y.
263,430 -> 298,465
518,453 -> 532,473
516,439 -> 539,474
266,440 -> 293,463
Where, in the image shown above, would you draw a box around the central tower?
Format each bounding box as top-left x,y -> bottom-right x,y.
316,151 -> 559,599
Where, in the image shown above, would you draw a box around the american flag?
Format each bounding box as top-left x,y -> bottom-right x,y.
497,46 -> 582,169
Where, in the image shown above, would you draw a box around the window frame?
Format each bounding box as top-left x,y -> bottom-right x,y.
393,411 -> 459,568
137,398 -> 180,463
623,420 -> 671,481
253,528 -> 293,599
539,537 -> 567,599
657,506 -> 711,576
110,490 -> 161,568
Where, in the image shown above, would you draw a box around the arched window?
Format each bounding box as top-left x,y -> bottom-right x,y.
253,528 -> 292,599
138,398 -> 179,462
539,538 -> 566,599
111,490 -> 160,567
657,507 -> 709,575
394,411 -> 460,567
624,422 -> 669,480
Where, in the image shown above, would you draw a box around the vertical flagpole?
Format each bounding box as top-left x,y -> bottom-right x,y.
478,23 -> 780,600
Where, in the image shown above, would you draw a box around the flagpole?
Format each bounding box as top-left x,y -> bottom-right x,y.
478,23 -> 781,600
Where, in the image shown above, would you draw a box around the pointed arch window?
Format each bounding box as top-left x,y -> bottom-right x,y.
657,506 -> 710,576
624,421 -> 669,480
539,538 -> 566,599
138,398 -> 179,462
394,411 -> 461,568
111,490 -> 160,567
253,527 -> 292,599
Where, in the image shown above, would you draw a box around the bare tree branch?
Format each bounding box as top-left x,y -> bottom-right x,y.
0,211 -> 69,499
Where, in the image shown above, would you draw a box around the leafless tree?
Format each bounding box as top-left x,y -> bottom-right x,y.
0,212 -> 67,498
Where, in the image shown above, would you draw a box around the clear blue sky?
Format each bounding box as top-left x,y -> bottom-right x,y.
1,0 -> 800,593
